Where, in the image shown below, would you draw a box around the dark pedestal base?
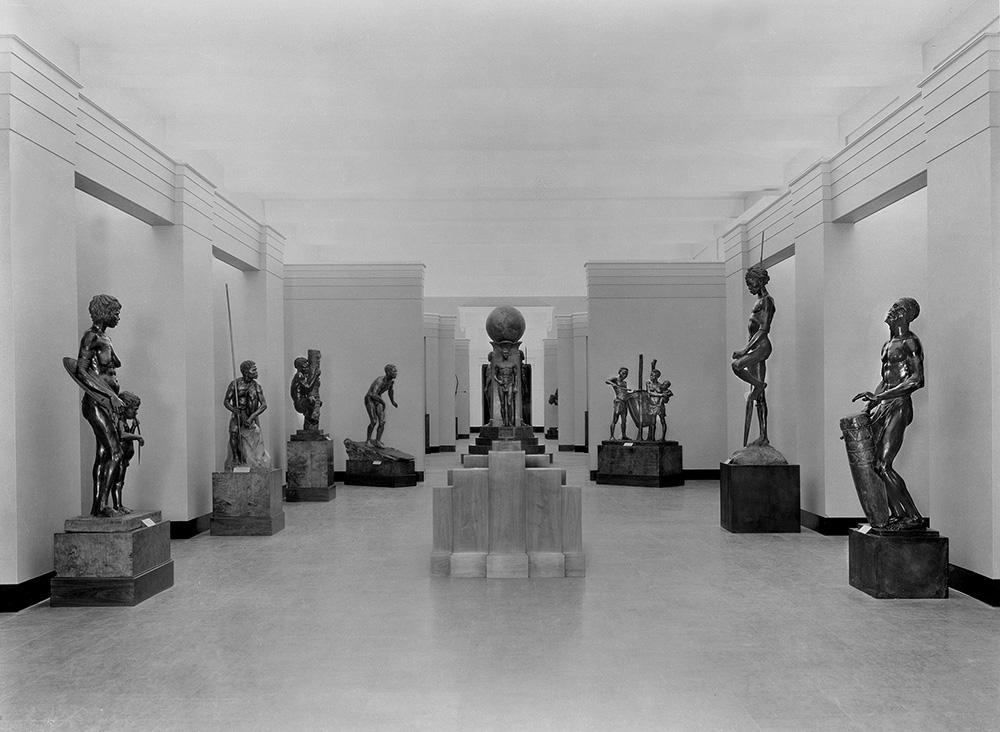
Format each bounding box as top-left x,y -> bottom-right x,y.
720,462 -> 800,533
285,436 -> 336,502
596,441 -> 683,487
545,427 -> 558,439
345,459 -> 417,487
212,468 -> 284,535
849,528 -> 949,599
51,511 -> 173,607
51,561 -> 174,607
285,485 -> 336,502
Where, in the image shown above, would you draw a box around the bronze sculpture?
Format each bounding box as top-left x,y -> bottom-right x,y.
644,360 -> 673,441
365,364 -> 398,447
224,359 -> 270,469
845,298 -> 925,530
112,391 -> 144,515
731,264 -> 774,447
606,367 -> 630,440
66,294 -> 130,516
493,346 -> 519,427
290,350 -> 322,432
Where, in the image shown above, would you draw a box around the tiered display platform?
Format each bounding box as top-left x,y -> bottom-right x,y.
849,524 -> 948,599
469,425 -> 544,455
51,510 -> 174,606
285,430 -> 336,501
597,440 -> 683,487
212,468 -> 285,535
432,450 -> 583,578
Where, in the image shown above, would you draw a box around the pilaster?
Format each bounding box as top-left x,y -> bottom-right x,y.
258,225 -> 287,467
543,339 -> 558,437
0,36 -> 82,583
920,32 -> 1000,579
424,313 -> 441,451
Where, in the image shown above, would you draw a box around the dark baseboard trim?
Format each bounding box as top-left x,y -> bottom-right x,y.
684,469 -> 721,480
170,513 -> 211,539
558,445 -> 576,452
949,564 -> 1000,606
457,433 -> 470,439
533,426 -> 544,433
799,510 -> 866,536
470,426 -> 481,433
426,446 -> 440,454
416,471 -> 425,482
1,571 -> 55,612
439,445 -> 456,453
574,445 -> 588,453
589,470 -> 597,481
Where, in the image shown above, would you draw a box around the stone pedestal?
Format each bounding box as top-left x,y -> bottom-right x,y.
849,527 -> 949,599
343,439 -> 417,487
432,450 -> 584,578
285,432 -> 336,502
597,440 -> 683,487
50,510 -> 174,607
720,462 -> 801,533
212,468 -> 285,535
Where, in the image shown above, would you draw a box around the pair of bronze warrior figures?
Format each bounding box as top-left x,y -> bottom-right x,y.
732,264 -> 925,531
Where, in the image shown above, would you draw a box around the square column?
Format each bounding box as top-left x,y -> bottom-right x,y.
437,315 -> 457,451
455,338 -> 471,439
571,313 -> 589,451
555,315 -> 576,450
543,338 -> 558,439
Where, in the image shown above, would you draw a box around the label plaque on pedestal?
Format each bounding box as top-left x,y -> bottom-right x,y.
51,510 -> 174,607
597,440 -> 683,487
720,462 -> 800,533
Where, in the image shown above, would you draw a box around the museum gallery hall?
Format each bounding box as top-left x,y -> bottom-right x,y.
3,1 -> 1000,730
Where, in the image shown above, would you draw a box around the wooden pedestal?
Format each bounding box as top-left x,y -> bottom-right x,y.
849,528 -> 949,599
720,462 -> 800,533
286,435 -> 336,502
51,510 -> 173,607
596,441 -> 683,487
212,468 -> 285,535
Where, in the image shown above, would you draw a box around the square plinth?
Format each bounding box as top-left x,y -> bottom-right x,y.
720,462 -> 800,533
212,468 -> 284,535
344,459 -> 417,487
51,517 -> 173,607
285,437 -> 335,501
597,441 -> 683,487
849,529 -> 949,599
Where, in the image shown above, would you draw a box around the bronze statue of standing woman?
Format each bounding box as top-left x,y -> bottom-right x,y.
70,294 -> 127,516
731,264 -> 774,447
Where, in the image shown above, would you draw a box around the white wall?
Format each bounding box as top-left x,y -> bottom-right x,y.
283,264 -> 425,472
75,191 -> 196,518
822,189 -> 928,517
587,262 -> 727,471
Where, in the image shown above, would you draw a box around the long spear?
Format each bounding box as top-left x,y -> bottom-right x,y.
225,284 -> 242,464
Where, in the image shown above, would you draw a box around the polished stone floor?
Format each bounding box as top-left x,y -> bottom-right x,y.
2,440 -> 1000,730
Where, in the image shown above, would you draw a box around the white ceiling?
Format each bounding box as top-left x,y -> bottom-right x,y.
18,0 -> 980,295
